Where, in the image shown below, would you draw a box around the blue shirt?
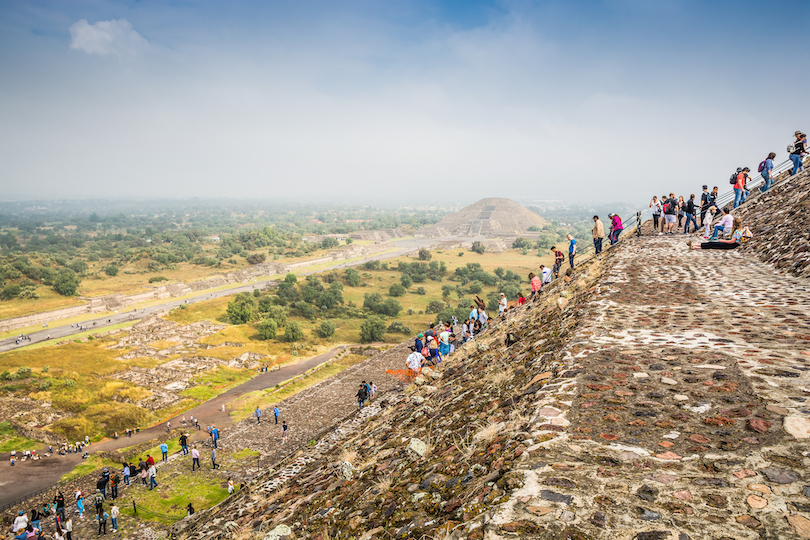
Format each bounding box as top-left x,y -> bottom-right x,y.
765,158 -> 773,173
211,428 -> 219,440
469,309 -> 478,321
160,443 -> 168,453
569,238 -> 576,254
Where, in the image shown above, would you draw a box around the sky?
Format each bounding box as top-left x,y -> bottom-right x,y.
0,0 -> 808,207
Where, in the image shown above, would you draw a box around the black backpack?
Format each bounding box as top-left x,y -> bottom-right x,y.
729,168 -> 741,185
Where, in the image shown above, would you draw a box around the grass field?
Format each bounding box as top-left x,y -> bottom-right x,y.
0,421 -> 41,452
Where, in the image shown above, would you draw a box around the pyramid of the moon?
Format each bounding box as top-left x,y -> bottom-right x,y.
430,197 -> 547,237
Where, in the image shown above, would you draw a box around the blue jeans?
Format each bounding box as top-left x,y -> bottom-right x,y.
111,517 -> 118,530
124,475 -> 129,485
733,187 -> 745,207
683,213 -> 697,233
593,237 -> 602,254
760,171 -> 772,192
790,153 -> 803,175
162,451 -> 167,461
610,230 -> 622,245
149,476 -> 157,490
568,253 -> 575,269
711,225 -> 726,239
181,444 -> 188,455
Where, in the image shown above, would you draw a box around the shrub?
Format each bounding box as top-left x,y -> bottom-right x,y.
16,366 -> 31,377
467,282 -> 482,294
388,284 -> 406,297
418,248 -> 432,260
39,380 -> 52,390
320,237 -> 339,249
345,238 -> 353,244
294,301 -> 318,320
360,316 -> 386,343
0,371 -> 10,381
386,321 -> 411,334
345,268 -> 361,287
415,287 -> 427,295
1,284 -> 21,300
512,237 -> 535,250
284,273 -> 298,284
317,321 -> 336,338
261,305 -> 288,327
227,292 -> 257,324
471,241 -> 486,254
285,321 -> 304,342
247,253 -> 267,265
104,264 -> 119,276
148,276 -> 168,283
53,269 -> 80,296
400,274 -> 412,289
425,300 -> 446,314
253,289 -> 261,297
257,318 -> 278,340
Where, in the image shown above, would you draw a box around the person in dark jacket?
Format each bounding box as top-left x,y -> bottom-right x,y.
683,194 -> 698,234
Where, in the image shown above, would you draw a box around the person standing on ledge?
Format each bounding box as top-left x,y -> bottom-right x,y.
592,215 -> 605,255
760,152 -> 776,192
567,234 -> 577,269
789,131 -> 806,176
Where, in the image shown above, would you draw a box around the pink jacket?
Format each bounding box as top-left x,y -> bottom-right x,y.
611,215 -> 623,231
530,276 -> 542,292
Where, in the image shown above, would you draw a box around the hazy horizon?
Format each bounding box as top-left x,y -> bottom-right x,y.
1,1 -> 807,206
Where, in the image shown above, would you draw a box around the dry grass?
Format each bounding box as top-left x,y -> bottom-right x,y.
487,367 -> 514,387
373,476 -> 392,494
339,448 -> 357,465
452,433 -> 476,462
472,421 -> 502,444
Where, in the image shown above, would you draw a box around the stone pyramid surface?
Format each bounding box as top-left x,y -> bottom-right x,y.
427,197 -> 546,237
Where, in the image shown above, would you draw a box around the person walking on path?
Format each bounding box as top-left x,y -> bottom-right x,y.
760,152 -> 776,192
273,406 -> 280,425
148,464 -> 157,490
110,473 -> 119,500
109,504 -> 119,533
122,464 -> 130,486
370,381 -> 377,398
650,197 -> 661,231
62,516 -> 72,540
191,448 -> 200,471
567,235 -> 577,269
227,478 -> 235,494
356,383 -> 367,408
160,442 -> 168,462
528,272 -> 542,299
498,293 -> 507,316
179,433 -> 189,456
211,426 -> 220,448
254,406 -> 262,425
789,131 -> 806,176
54,492 -> 66,522
211,447 -> 219,469
281,421 -> 289,444
683,195 -> 697,234
592,215 -> 605,254
74,490 -> 85,518
733,167 -> 749,207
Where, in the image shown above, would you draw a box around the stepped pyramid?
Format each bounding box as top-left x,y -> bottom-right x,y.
423,197 -> 547,238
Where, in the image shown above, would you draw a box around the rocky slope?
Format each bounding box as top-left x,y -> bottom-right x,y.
168,185 -> 810,539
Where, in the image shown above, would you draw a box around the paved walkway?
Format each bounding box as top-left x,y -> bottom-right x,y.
491,232 -> 810,538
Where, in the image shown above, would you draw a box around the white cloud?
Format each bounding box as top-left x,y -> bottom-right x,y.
69,19 -> 148,58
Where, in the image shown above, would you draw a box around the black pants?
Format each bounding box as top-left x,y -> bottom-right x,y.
192,458 -> 200,471
700,242 -> 739,250
700,209 -> 707,225
65,532 -> 72,540
593,238 -> 602,254
110,485 -> 117,499
568,253 -> 575,269
98,520 -> 107,535
652,215 -> 659,229
275,416 -> 278,424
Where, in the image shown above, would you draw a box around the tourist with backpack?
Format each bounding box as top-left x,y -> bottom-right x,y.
789,131 -> 806,176
551,247 -> 564,277
699,186 -> 712,225
760,152 -> 777,192
662,193 -> 678,234
567,234 -> 577,269
733,167 -> 749,207
356,383 -> 367,408
682,194 -> 697,234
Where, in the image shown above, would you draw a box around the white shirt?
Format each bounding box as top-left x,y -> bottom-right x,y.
498,297 -> 507,313
191,449 -> 200,459
13,515 -> 28,532
718,214 -> 733,229
406,351 -> 423,370
479,310 -> 488,324
542,267 -> 553,284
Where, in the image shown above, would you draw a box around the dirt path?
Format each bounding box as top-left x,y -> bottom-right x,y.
0,344 -> 352,508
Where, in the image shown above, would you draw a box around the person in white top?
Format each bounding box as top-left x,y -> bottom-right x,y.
406,346 -> 424,371
541,266 -> 553,285
710,208 -> 734,240
498,294 -> 507,316
12,511 -> 28,533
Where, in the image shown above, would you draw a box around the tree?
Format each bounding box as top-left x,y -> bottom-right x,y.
1,284 -> 21,300
388,284 -> 406,297
104,264 -> 119,276
69,259 -> 88,275
257,319 -> 278,340
360,316 -> 386,343
227,293 -> 257,324
53,269 -> 80,296
345,238 -> 353,244
471,241 -> 486,254
418,248 -> 432,260
284,273 -> 298,284
345,268 -> 361,287
321,237 -> 339,249
425,300 -> 446,314
262,305 -> 287,327
382,298 -> 402,317
285,321 -> 304,342
294,301 -> 318,320
512,237 -> 534,250
317,321 -> 336,338
467,282 -> 482,294
400,274 -> 413,289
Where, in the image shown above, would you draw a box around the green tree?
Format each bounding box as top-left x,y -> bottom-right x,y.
317,321 -> 336,338
425,300 -> 446,314
360,316 -> 386,343
247,253 -> 267,265
262,305 -> 287,327
511,237 -> 534,250
284,273 -> 298,284
345,268 -> 361,287
400,274 -> 413,289
320,237 -> 339,249
257,318 -> 278,340
53,269 -> 80,296
388,283 -> 406,297
418,248 -> 432,260
467,282 -> 482,294
104,264 -> 119,276
285,321 -> 304,342
1,284 -> 21,300
294,301 -> 319,320
471,241 -> 486,254
227,293 -> 257,324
